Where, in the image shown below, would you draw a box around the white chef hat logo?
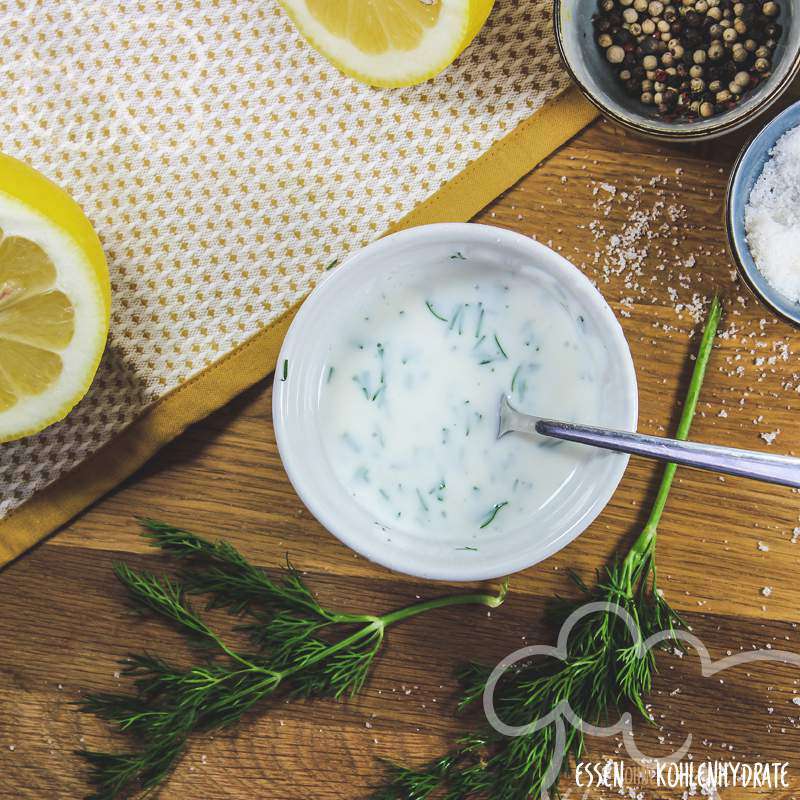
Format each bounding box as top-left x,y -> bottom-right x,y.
483,600 -> 800,800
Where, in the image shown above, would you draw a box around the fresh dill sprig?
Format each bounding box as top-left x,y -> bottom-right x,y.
78,521 -> 508,799
373,296 -> 722,800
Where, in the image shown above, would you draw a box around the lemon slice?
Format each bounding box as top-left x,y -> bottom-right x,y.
279,0 -> 495,88
0,153 -> 109,443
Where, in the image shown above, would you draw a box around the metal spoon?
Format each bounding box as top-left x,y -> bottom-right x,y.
498,395 -> 800,489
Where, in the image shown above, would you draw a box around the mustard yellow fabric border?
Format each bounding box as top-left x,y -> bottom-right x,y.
0,86 -> 597,568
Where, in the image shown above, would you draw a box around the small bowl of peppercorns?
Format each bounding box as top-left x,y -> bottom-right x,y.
555,0 -> 800,141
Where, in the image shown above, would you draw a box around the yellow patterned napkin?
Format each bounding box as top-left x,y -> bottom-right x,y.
0,0 -> 596,565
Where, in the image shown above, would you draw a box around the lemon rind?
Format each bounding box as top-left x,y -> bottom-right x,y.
279,0 -> 477,89
0,189 -> 108,443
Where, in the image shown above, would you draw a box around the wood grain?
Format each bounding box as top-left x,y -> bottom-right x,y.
3,117 -> 800,799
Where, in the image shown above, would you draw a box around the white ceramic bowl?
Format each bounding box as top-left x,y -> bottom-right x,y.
273,223 -> 638,581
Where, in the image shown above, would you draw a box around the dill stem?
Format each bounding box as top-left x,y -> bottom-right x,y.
379,583 -> 507,627
273,585 -> 507,684
621,296 -> 722,590
212,636 -> 263,672
288,623 -> 383,681
267,588 -> 506,685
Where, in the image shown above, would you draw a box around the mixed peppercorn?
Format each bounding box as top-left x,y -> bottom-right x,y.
593,0 -> 783,121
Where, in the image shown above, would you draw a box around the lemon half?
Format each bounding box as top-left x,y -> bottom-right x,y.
0,153 -> 109,443
279,0 -> 495,88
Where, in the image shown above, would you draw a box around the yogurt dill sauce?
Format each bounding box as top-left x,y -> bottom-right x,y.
318,258 -> 608,547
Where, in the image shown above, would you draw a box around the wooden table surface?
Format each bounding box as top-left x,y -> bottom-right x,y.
3,115 -> 800,800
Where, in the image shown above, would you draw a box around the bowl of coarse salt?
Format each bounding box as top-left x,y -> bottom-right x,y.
727,98 -> 800,327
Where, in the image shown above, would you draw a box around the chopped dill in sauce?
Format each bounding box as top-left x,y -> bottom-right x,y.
425,300 -> 447,322
480,501 -> 509,529
319,263 -> 606,537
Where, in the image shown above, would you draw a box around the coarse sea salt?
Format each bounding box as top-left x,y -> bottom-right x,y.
745,124 -> 800,303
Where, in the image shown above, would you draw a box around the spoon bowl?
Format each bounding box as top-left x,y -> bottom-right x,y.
499,396 -> 800,489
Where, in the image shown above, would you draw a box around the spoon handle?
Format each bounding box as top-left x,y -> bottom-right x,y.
535,418 -> 800,488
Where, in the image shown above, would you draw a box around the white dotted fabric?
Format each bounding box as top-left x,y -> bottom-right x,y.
0,0 -> 569,521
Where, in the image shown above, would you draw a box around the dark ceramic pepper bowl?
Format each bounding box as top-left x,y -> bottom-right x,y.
554,0 -> 800,142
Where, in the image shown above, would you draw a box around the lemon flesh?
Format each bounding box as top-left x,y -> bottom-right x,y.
0,154 -> 109,443
280,0 -> 495,88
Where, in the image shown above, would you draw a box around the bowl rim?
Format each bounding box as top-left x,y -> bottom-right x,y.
725,99 -> 800,329
273,222 -> 639,581
552,0 -> 800,143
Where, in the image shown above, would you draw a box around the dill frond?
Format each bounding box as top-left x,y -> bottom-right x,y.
373,297 -> 722,800
78,524 -> 507,799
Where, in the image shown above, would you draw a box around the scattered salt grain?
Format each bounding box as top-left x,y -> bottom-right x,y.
761,586 -> 773,597
761,429 -> 781,445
